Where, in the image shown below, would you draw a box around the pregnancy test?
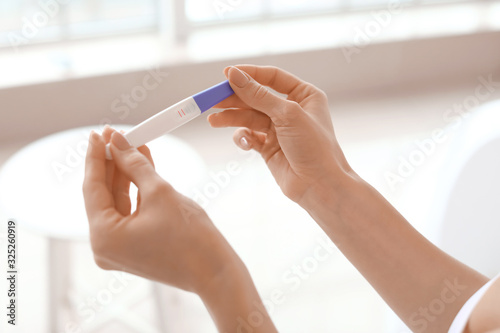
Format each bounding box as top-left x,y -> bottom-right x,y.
106,80 -> 234,160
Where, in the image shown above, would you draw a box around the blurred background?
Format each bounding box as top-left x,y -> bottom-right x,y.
0,0 -> 500,332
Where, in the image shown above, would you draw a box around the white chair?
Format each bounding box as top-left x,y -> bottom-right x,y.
0,125 -> 207,332
387,100 -> 500,333
431,100 -> 500,278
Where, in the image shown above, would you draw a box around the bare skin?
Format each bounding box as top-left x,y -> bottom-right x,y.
83,126 -> 277,333
83,65 -> 500,333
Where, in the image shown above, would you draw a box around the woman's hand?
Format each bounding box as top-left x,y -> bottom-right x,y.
209,65 -> 356,208
82,126 -> 239,294
210,65 -> 490,333
83,126 -> 278,333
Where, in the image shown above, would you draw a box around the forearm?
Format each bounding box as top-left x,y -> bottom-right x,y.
199,258 -> 278,333
303,173 -> 488,332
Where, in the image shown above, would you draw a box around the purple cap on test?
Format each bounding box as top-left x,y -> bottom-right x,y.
193,80 -> 234,113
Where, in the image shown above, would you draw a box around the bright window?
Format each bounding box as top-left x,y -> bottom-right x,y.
1,0 -> 479,48
0,0 -> 157,47
0,0 -> 496,88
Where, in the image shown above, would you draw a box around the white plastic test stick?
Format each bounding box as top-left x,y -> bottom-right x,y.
105,80 -> 234,160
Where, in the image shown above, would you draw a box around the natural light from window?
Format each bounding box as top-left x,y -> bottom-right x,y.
0,0 -> 499,88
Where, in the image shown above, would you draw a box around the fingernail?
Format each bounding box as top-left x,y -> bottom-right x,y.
240,136 -> 250,149
229,67 -> 249,88
105,144 -> 112,160
111,131 -> 131,150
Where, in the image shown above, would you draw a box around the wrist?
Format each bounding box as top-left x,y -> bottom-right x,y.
299,170 -> 368,231
198,256 -> 277,333
195,249 -> 248,299
190,230 -> 245,294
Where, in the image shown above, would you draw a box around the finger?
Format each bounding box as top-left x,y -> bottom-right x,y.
110,128 -> 131,215
104,126 -> 130,215
102,125 -> 115,142
233,127 -> 290,188
112,166 -> 131,216
102,125 -> 116,191
135,145 -> 154,213
136,187 -> 142,213
214,65 -> 319,110
109,131 -> 164,196
112,144 -> 155,216
232,128 -> 280,164
137,144 -> 155,169
207,108 -> 271,131
226,65 -> 321,102
83,131 -> 119,223
225,66 -> 303,127
232,128 -> 265,152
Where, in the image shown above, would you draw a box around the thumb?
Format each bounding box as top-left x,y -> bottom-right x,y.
109,131 -> 161,191
227,67 -> 288,122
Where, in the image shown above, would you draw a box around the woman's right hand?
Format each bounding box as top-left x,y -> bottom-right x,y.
209,65 -> 357,209
212,65 -> 493,333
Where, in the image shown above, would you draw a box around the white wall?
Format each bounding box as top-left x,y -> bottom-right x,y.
1,31 -> 499,145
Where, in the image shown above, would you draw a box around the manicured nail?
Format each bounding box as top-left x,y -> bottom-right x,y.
240,136 -> 250,149
229,67 -> 250,88
111,131 -> 131,150
105,144 -> 112,160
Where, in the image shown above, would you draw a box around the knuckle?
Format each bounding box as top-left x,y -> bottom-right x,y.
93,255 -> 111,270
283,101 -> 302,116
148,180 -> 171,197
81,181 -> 88,195
252,84 -> 270,101
286,100 -> 301,111
316,88 -> 328,101
90,235 -> 108,258
265,66 -> 279,86
298,82 -> 328,102
275,101 -> 303,127
139,144 -> 152,157
89,225 -> 114,258
123,151 -> 148,170
82,177 -> 93,194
